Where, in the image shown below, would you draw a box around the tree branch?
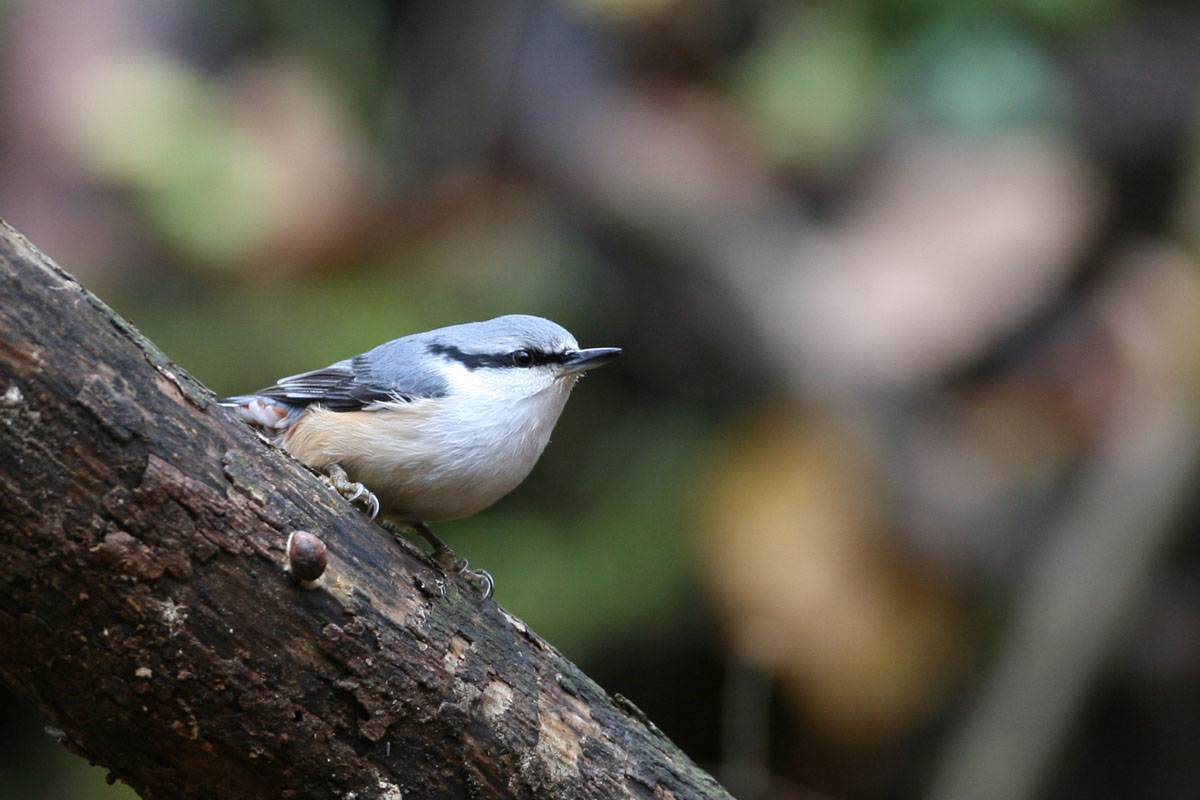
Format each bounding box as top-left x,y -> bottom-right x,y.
0,220 -> 731,800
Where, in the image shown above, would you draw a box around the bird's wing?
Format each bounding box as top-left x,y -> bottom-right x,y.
254,354 -> 429,411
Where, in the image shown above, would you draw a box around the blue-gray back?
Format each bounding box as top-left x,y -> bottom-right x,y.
242,315 -> 575,411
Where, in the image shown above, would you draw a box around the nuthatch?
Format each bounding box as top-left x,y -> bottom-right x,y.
221,315 -> 621,596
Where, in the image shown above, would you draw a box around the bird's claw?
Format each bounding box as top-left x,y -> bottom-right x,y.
428,549 -> 494,599
385,521 -> 495,599
321,463 -> 380,520
463,567 -> 495,599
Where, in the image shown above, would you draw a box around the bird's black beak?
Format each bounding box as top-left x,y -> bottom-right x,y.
559,347 -> 622,376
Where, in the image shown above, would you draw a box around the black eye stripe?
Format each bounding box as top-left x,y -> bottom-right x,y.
513,349 -> 569,367
428,343 -> 569,371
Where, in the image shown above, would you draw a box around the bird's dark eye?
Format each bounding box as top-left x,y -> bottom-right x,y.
511,349 -> 535,368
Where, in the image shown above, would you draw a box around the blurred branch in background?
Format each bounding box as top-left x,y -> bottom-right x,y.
928,251 -> 1200,800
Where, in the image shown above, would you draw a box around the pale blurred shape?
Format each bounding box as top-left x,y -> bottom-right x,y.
223,59 -> 383,268
66,53 -> 272,265
567,87 -> 773,232
696,411 -> 964,745
62,53 -> 379,270
731,8 -> 880,168
773,135 -> 1106,393
0,0 -> 177,285
0,0 -> 380,275
1097,241 -> 1200,390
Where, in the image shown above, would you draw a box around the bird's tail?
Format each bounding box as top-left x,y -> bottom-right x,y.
219,395 -> 300,431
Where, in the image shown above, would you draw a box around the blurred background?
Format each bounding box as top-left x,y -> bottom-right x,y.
2,0 -> 1200,798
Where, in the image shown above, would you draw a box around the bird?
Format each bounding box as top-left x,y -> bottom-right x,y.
220,314 -> 622,596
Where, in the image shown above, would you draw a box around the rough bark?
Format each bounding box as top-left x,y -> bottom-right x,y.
0,220 -> 732,800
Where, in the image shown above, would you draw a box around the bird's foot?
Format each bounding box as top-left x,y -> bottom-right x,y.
453,559 -> 495,599
321,463 -> 380,520
382,521 -> 494,599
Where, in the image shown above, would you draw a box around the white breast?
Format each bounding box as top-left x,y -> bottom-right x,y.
283,377 -> 577,522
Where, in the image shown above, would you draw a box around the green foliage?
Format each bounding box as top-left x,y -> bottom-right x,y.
730,7 -> 882,168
